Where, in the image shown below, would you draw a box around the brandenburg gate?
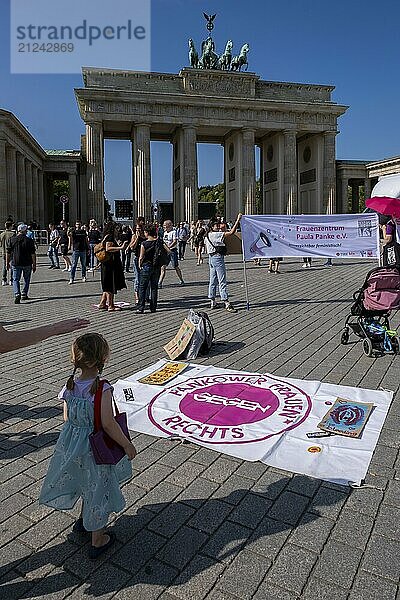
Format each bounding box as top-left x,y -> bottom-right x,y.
75,20 -> 347,224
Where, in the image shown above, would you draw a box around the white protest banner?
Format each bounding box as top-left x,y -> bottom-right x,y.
114,360 -> 393,486
241,214 -> 380,260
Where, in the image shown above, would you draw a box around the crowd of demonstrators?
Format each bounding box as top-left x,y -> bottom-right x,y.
2,214 -> 244,314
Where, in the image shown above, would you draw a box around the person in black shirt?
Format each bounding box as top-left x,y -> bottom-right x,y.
68,221 -> 89,284
87,219 -> 102,270
119,225 -> 132,272
6,223 -> 36,303
136,224 -> 164,314
57,220 -> 71,272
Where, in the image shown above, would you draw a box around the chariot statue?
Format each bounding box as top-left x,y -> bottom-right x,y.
187,13 -> 250,73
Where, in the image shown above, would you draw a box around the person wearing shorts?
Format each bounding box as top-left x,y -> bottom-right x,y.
58,221 -> 71,272
158,220 -> 184,288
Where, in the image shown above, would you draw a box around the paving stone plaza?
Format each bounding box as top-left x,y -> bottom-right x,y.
0,253 -> 399,599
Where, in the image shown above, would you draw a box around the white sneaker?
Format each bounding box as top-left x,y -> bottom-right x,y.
210,299 -> 217,309
1,281 -> 6,286
82,277 -> 86,282
302,263 -> 308,268
68,267 -> 72,272
68,279 -> 74,285
9,281 -> 13,286
225,301 -> 237,313
63,268 -> 69,272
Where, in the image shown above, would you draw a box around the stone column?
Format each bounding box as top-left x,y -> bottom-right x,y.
25,160 -> 32,223
16,153 -> 26,222
0,140 -> 7,225
38,170 -> 45,229
86,121 -> 104,224
132,124 -> 152,221
364,177 -> 371,200
351,182 -> 360,213
242,128 -> 256,214
323,131 -> 337,214
32,166 -> 39,224
6,146 -> 17,224
283,130 -> 298,214
182,125 -> 198,223
341,177 -> 348,213
68,172 -> 78,223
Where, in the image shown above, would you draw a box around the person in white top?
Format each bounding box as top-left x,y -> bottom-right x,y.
205,213 -> 242,312
158,220 -> 184,288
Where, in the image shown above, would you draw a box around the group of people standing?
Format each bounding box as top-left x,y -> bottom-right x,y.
1,212 -> 243,313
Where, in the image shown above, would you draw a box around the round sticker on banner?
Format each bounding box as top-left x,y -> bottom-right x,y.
60,195 -> 69,204
307,446 -> 322,453
148,373 -> 312,444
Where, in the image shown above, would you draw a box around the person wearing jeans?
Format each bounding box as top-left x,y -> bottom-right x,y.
48,223 -> 60,269
68,221 -> 89,284
0,220 -> 15,286
205,213 -> 242,313
6,223 -> 36,303
136,225 -> 162,313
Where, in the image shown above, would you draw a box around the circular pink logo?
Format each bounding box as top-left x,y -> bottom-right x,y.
148,373 -> 311,445
179,383 -> 279,426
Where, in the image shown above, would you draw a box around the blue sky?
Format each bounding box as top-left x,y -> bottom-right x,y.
1,0 -> 399,204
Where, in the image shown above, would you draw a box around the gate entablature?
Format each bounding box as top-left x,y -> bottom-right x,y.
75,67 -> 347,223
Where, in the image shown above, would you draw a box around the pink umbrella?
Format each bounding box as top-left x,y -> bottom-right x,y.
365,196 -> 400,219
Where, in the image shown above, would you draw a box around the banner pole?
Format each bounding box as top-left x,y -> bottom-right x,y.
243,257 -> 250,310
240,218 -> 250,310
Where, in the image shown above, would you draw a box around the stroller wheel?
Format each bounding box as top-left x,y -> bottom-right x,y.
391,337 -> 400,355
340,329 -> 349,345
363,338 -> 373,357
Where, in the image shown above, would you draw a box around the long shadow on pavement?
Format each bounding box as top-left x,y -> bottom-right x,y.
0,476 -> 347,598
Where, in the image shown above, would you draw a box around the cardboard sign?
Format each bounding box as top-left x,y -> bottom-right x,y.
225,232 -> 242,255
318,397 -> 374,438
163,319 -> 196,360
138,362 -> 188,386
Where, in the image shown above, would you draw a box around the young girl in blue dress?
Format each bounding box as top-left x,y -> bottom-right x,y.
40,333 -> 136,559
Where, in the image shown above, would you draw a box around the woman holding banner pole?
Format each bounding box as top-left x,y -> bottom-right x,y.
205,213 -> 242,313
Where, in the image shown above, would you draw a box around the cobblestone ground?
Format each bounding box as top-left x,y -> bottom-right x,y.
0,251 -> 399,600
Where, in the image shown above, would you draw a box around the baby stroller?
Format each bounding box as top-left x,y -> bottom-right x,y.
341,266 -> 400,357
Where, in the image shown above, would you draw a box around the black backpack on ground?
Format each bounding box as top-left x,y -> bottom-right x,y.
153,239 -> 170,268
182,310 -> 215,359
